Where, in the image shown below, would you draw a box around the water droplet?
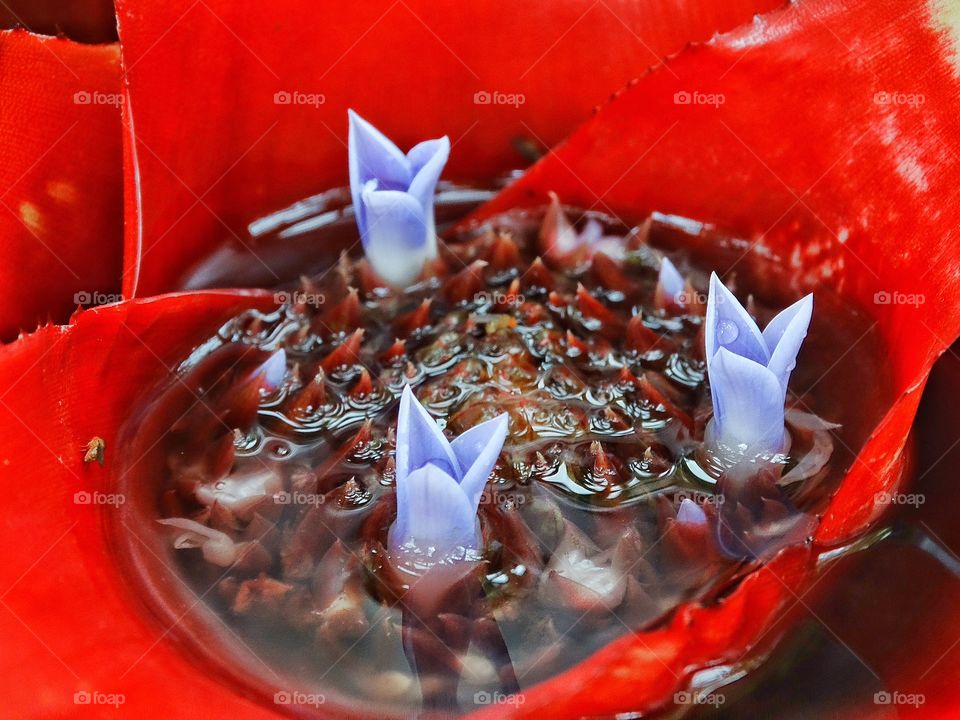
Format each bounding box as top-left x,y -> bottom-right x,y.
717,320 -> 739,345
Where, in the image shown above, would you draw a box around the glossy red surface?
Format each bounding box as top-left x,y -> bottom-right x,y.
113,0 -> 783,298
0,30 -> 122,340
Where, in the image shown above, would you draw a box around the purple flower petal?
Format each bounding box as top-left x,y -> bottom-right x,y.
579,218 -> 605,245
396,385 -> 459,481
406,136 -> 449,255
676,498 -> 708,526
406,137 -> 450,179
450,413 -> 509,508
763,294 -> 813,392
348,110 -> 411,236
391,387 -> 509,559
395,385 -> 459,549
709,347 -> 786,454
705,272 -> 769,366
657,257 -> 686,305
360,185 -> 432,286
255,349 -> 287,393
391,463 -> 479,553
704,274 -> 815,459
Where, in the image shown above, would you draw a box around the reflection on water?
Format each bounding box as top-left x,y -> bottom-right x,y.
690,346 -> 960,719
121,201 -> 892,718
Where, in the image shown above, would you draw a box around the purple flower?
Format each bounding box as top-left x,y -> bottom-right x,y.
705,273 -> 813,456
255,349 -> 287,393
656,256 -> 686,308
676,498 -> 707,526
348,110 -> 450,287
389,385 -> 508,558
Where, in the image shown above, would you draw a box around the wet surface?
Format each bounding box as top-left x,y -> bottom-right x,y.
118,203 -> 892,717
689,344 -> 960,719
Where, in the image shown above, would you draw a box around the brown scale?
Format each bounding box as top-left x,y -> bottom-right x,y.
147,205 -> 853,715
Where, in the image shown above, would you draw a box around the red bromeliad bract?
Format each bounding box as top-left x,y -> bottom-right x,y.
112,0 -> 783,298
0,0 -> 777,338
0,28 -> 122,341
1,0 -> 959,718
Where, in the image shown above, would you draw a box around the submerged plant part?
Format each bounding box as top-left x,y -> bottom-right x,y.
254,348 -> 288,393
125,199 -> 877,717
705,272 -> 813,457
538,191 -> 625,260
348,110 -> 450,287
655,256 -> 686,311
676,497 -> 707,525
390,385 -> 508,558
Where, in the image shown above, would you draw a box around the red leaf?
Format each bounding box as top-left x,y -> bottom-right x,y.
0,30 -> 122,340
113,0 -> 783,297
0,292 -> 280,719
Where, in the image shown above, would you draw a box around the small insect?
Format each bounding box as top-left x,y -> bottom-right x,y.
83,436 -> 105,465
